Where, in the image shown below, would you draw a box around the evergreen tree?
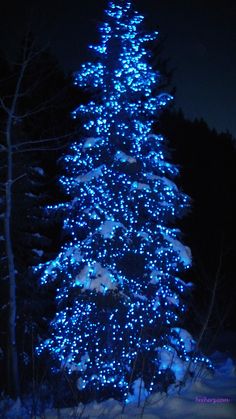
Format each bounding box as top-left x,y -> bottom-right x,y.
36,0 -> 211,401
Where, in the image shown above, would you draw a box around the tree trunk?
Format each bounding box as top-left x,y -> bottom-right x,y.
3,58 -> 27,399
4,148 -> 20,398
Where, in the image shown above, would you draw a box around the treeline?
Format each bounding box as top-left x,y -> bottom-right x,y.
0,33 -> 235,405
159,111 -> 236,344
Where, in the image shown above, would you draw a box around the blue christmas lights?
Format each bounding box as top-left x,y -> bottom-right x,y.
35,0 -> 212,400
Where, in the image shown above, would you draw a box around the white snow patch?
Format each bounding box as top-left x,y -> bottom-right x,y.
137,231 -> 150,241
115,150 -> 137,164
98,220 -> 126,239
76,165 -> 104,183
134,293 -> 148,301
77,377 -> 87,390
161,232 -> 192,267
75,262 -> 118,293
32,249 -> 44,257
167,294 -> 179,306
43,248 -> 82,277
147,133 -> 164,142
157,346 -> 188,381
42,354 -> 236,417
25,192 -> 37,198
64,352 -> 90,380
77,352 -> 90,372
171,328 -> 196,353
65,247 -> 82,261
131,181 -> 151,191
176,276 -> 194,288
153,295 -> 160,310
127,378 -> 149,404
83,137 -> 101,149
146,173 -> 178,191
6,353 -> 235,418
149,270 -> 163,284
215,357 -> 235,377
32,166 -> 44,176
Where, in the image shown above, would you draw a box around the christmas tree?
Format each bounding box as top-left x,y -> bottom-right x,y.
35,0 -> 211,402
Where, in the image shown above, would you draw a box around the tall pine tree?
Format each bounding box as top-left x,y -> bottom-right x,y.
35,0 -> 211,401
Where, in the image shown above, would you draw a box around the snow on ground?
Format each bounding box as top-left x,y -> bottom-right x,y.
43,353 -> 236,418
1,352 -> 235,418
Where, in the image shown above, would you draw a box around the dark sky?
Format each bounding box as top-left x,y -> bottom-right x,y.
1,0 -> 236,137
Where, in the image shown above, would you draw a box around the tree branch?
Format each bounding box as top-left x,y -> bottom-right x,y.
12,173 -> 27,185
13,143 -> 69,153
0,96 -> 10,115
16,89 -> 68,119
12,131 -> 77,149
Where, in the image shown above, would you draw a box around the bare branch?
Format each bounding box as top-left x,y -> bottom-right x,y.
12,173 -> 27,185
12,131 -> 77,149
0,72 -> 19,85
0,96 -> 10,115
3,91 -> 31,99
13,143 -> 69,153
10,42 -> 51,68
21,66 -> 64,97
17,88 -> 68,119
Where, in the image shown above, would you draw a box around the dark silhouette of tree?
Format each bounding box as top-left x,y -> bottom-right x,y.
159,109 -> 236,349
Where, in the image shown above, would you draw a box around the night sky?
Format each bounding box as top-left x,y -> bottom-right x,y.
1,0 -> 236,137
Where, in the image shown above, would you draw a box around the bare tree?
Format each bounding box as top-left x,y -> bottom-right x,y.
0,32 -> 76,399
